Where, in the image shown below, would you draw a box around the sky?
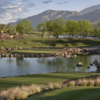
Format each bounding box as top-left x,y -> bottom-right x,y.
0,0 -> 100,24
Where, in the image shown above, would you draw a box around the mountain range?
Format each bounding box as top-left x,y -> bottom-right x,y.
9,4 -> 100,28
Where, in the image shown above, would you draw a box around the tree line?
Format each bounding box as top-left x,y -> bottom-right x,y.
0,19 -> 100,39
37,19 -> 100,39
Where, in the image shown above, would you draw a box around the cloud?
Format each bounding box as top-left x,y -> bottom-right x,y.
58,1 -> 68,4
42,0 -> 52,4
0,0 -> 35,24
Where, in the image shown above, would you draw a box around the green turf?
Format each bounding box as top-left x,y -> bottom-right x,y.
0,72 -> 100,90
0,38 -> 100,48
12,49 -> 62,54
26,87 -> 100,100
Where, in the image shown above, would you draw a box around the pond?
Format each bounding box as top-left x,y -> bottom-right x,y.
0,55 -> 100,78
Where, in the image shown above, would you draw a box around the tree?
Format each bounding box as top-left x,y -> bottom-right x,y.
46,18 -> 66,38
0,24 -> 6,39
78,20 -> 93,37
37,22 -> 46,39
16,20 -> 34,39
66,20 -> 78,37
91,25 -> 99,39
7,24 -> 12,35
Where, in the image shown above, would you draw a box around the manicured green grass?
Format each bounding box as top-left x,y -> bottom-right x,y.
12,49 -> 62,54
0,38 -> 100,48
26,87 -> 100,100
0,72 -> 100,90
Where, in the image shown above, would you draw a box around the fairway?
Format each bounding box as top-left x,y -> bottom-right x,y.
0,38 -> 100,48
12,49 -> 62,54
0,72 -> 100,90
26,87 -> 100,100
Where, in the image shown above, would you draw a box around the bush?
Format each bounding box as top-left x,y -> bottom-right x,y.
88,79 -> 94,86
95,78 -> 100,86
62,83 -> 68,88
68,81 -> 75,87
81,79 -> 88,86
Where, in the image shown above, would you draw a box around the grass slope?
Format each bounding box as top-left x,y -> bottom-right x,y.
0,38 -> 100,48
12,49 -> 62,54
26,87 -> 100,100
0,72 -> 100,90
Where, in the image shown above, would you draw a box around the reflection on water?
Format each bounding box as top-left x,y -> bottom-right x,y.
0,55 -> 99,78
16,58 -> 30,66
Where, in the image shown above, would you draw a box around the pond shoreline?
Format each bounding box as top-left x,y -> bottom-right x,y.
0,48 -> 100,58
0,71 -> 97,79
0,47 -> 100,58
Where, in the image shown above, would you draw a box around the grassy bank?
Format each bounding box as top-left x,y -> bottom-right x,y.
12,49 -> 62,54
0,38 -> 100,48
1,72 -> 100,100
26,87 -> 100,100
0,72 -> 100,90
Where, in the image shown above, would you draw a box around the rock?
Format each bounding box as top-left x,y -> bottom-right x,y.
87,66 -> 90,69
93,59 -> 98,65
11,48 -> 16,50
9,54 -> 14,57
40,54 -> 44,57
16,46 -> 18,50
90,63 -> 93,66
30,54 -> 34,57
76,62 -> 83,67
25,54 -> 29,57
14,54 -> 17,57
6,47 -> 11,51
7,51 -> 12,53
0,47 -> 5,50
17,54 -> 21,58
1,54 -> 5,57
5,54 -> 9,57
36,54 -> 39,57
18,47 -> 22,49
20,54 -> 25,58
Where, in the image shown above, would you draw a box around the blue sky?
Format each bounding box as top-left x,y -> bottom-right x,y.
0,0 -> 100,24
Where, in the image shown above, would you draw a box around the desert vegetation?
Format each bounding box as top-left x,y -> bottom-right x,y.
1,76 -> 100,100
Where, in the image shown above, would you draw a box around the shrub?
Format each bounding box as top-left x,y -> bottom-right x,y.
68,81 -> 75,87
88,79 -> 94,86
81,79 -> 88,86
76,79 -> 82,86
53,83 -> 62,89
15,91 -> 28,100
62,83 -> 68,88
95,78 -> 100,86
48,83 -> 55,90
30,84 -> 41,94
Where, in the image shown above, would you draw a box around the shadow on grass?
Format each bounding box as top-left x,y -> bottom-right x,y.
26,87 -> 100,100
31,38 -> 100,47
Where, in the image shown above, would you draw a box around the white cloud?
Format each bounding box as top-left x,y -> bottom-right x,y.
4,17 -> 14,21
0,0 -> 35,24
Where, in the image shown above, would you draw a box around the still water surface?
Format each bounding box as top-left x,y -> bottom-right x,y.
0,55 -> 100,78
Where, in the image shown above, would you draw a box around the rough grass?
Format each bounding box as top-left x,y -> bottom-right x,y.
0,38 -> 100,48
12,49 -> 62,54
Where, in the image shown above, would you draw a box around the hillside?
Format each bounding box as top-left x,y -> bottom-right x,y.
9,4 -> 100,29
80,4 -> 100,14
9,10 -> 82,28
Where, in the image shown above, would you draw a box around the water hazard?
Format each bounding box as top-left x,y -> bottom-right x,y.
0,55 -> 100,78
